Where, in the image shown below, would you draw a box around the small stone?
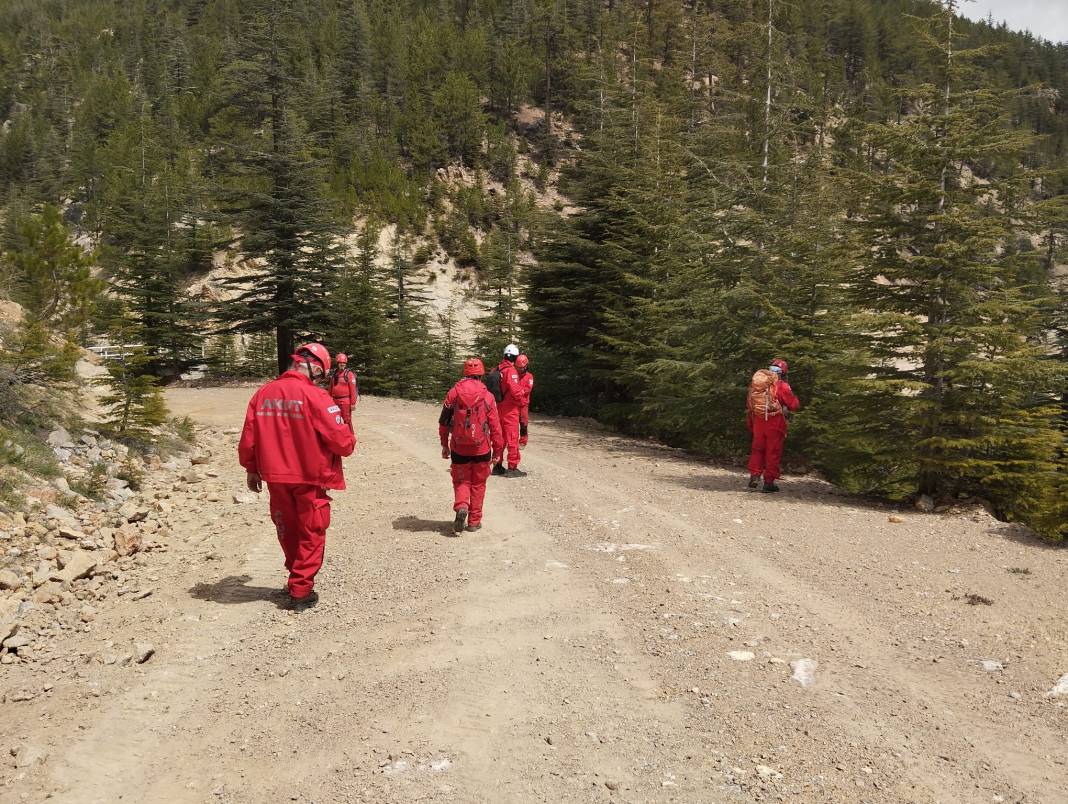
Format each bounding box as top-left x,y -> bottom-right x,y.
47,428 -> 73,447
57,526 -> 87,541
44,504 -> 78,526
190,453 -> 211,465
79,605 -> 97,623
13,743 -> 49,768
1047,673 -> 1068,698
978,659 -> 1004,673
133,642 -> 155,664
728,650 -> 755,662
232,492 -> 258,505
1008,691 -> 1021,700
915,494 -> 935,513
605,780 -> 620,791
790,658 -> 818,687
0,569 -> 20,590
888,515 -> 904,524
756,764 -> 781,779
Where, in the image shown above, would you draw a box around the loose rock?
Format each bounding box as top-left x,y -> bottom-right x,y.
1047,673 -> 1068,698
728,650 -> 755,662
790,658 -> 818,687
134,642 -> 155,663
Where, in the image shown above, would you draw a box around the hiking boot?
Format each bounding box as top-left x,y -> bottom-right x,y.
288,590 -> 319,610
491,462 -> 507,476
762,482 -> 780,493
464,523 -> 482,532
504,468 -> 527,478
747,474 -> 761,490
452,507 -> 468,536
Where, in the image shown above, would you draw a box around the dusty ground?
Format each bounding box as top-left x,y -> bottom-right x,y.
2,388 -> 1066,803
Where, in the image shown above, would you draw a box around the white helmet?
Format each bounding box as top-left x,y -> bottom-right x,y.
503,343 -> 520,358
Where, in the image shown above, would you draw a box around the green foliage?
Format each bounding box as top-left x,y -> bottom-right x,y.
94,313 -> 168,437
70,461 -> 109,501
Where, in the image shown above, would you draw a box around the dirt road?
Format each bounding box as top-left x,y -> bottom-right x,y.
2,388 -> 1066,803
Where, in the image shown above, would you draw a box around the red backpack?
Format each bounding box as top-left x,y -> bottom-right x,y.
450,381 -> 493,453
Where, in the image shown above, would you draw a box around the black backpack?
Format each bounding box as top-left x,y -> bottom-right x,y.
483,367 -> 505,403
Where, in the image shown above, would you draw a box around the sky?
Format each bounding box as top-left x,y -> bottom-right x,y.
958,0 -> 1068,44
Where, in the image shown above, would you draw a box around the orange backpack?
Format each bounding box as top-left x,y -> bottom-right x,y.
747,369 -> 782,420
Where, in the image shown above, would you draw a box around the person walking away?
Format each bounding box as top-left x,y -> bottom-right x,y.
439,358 -> 504,535
329,352 -> 359,432
516,354 -> 534,448
238,343 -> 356,607
746,358 -> 800,493
490,344 -> 526,477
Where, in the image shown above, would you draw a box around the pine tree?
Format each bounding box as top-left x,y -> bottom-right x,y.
95,311 -> 168,438
376,236 -> 440,398
215,0 -> 350,374
326,224 -> 388,393
835,2 -> 1065,523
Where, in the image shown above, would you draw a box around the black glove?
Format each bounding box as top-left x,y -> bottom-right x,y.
520,423 -> 528,437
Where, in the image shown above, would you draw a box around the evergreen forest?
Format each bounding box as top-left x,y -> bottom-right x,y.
0,0 -> 1065,538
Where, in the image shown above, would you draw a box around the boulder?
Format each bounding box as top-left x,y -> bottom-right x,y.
47,428 -> 74,448
0,569 -> 20,590
113,525 -> 143,557
57,551 -> 98,583
44,504 -> 78,527
118,502 -> 149,523
914,494 -> 936,513
0,597 -> 20,642
57,526 -> 86,541
51,476 -> 72,495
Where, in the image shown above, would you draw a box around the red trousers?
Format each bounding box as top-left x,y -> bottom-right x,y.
748,418 -> 787,483
267,483 -> 331,598
498,407 -> 521,469
450,461 -> 492,526
335,399 -> 354,433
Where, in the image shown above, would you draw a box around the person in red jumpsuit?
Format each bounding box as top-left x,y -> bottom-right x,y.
329,352 -> 359,432
493,343 -> 527,477
747,358 -> 800,493
238,343 -> 356,607
516,354 -> 534,448
439,358 -> 504,534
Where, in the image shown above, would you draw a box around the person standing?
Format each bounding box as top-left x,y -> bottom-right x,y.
746,358 -> 800,493
238,343 -> 356,607
329,352 -> 359,432
516,354 -> 534,448
439,358 -> 504,535
492,343 -> 526,477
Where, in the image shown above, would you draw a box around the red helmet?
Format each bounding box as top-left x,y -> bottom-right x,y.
516,354 -> 529,370
292,343 -> 331,374
336,352 -> 348,364
463,358 -> 485,377
770,358 -> 788,374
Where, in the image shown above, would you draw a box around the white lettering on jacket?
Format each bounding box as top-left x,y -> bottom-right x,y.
257,398 -> 305,419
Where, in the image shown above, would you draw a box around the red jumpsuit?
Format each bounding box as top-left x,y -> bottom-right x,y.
329,368 -> 359,432
518,371 -> 534,447
496,359 -> 525,470
747,379 -> 800,484
439,379 -> 504,527
238,370 -> 356,599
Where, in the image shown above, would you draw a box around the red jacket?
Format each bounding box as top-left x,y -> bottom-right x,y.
496,359 -> 524,417
518,371 -> 534,426
748,378 -> 800,433
438,378 -> 504,459
329,368 -> 359,408
238,370 -> 356,489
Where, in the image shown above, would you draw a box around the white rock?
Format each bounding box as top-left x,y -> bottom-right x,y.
47,428 -> 73,447
755,764 -> 782,779
232,492 -> 258,505
44,504 -> 78,526
728,650 -> 755,662
1047,673 -> 1068,698
134,642 -> 155,663
978,659 -> 1004,673
790,658 -> 818,687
